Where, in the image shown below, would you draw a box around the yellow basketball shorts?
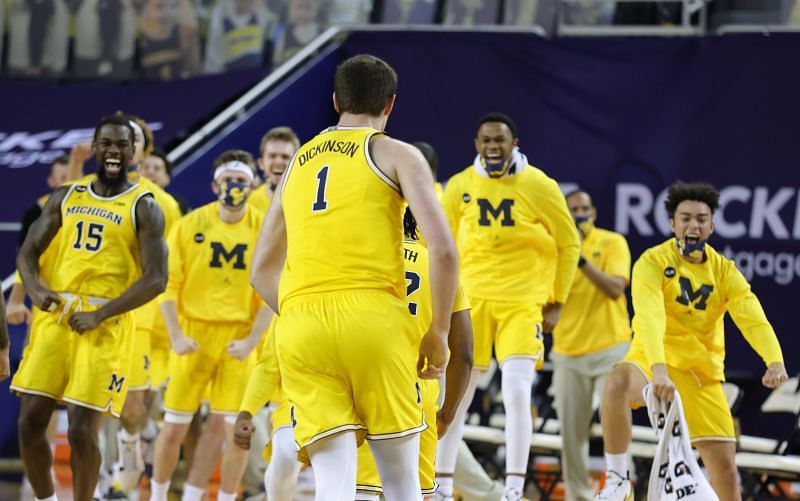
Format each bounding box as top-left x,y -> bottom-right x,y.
127,328 -> 152,391
11,299 -> 135,417
470,297 -> 544,369
355,379 -> 440,494
622,344 -> 735,442
276,290 -> 425,461
149,318 -> 171,389
163,318 -> 256,417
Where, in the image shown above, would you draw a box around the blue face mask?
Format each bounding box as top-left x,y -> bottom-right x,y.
676,237 -> 707,259
481,155 -> 513,178
218,181 -> 250,208
574,214 -> 595,237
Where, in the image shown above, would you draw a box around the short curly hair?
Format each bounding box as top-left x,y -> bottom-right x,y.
664,181 -> 720,218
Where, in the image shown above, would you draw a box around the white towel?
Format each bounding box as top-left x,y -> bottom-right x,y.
644,385 -> 718,501
472,147 -> 528,178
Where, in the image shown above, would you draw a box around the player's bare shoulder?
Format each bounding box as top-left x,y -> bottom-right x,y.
370,135 -> 429,182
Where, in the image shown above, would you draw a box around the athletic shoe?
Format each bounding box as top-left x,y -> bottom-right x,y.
501,487 -> 523,501
595,470 -> 633,500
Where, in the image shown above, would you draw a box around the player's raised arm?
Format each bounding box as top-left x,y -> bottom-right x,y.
251,186 -> 287,314
69,196 -> 167,333
17,186 -> 70,312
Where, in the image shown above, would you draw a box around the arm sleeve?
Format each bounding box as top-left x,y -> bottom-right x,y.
536,177 -> 581,303
725,262 -> 784,366
630,254 -> 667,367
240,319 -> 281,415
161,222 -> 185,303
604,234 -> 632,284
452,279 -> 471,313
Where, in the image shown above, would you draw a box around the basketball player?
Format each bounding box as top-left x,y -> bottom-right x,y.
249,54 -> 458,500
113,116 -> 183,493
553,189 -> 631,501
11,115 -> 168,501
249,126 -> 300,213
0,293 -> 9,381
150,150 -> 271,501
595,181 -> 788,501
436,112 -> 580,501
354,207 -> 475,499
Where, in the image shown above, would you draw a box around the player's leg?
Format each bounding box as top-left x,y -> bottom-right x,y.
595,362 -> 647,500
116,388 -> 148,490
182,413 -> 225,500
266,425 -> 302,499
18,394 -> 58,498
436,297 -> 494,499
681,376 -> 738,501
151,418 -> 192,500
66,404 -> 104,501
306,432 -> 359,501
419,380 -> 440,496
494,302 -> 544,498
217,416 -> 250,499
452,440 -> 505,500
552,353 -> 595,501
369,434 -> 422,500
695,441 -> 739,500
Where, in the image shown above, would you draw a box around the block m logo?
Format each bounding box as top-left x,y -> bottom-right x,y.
477,198 -> 515,227
108,373 -> 125,393
675,276 -> 713,311
209,242 -> 247,269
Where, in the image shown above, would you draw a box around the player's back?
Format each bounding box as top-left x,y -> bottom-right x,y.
50,178 -> 152,299
279,126 -> 405,305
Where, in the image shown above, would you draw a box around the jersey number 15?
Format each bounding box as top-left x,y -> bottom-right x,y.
73,221 -> 105,252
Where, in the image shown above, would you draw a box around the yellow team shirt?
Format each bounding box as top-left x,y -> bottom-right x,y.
240,239 -> 471,415
279,127 -> 405,306
130,174 -> 183,333
248,184 -> 273,213
163,201 -> 264,323
50,178 -> 152,298
631,238 -> 783,382
442,165 -> 580,304
553,227 -> 632,356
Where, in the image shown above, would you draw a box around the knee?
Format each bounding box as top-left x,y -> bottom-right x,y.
712,456 -> 738,485
160,423 -> 188,447
18,407 -> 48,442
67,416 -> 97,450
121,398 -> 145,428
603,368 -> 632,402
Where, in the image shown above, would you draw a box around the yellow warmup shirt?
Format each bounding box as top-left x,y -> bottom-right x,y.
248,184 -> 272,213
50,179 -> 152,298
278,126 -> 405,306
240,318 -> 282,415
130,174 -> 183,333
631,238 -> 783,381
163,201 -> 264,323
442,165 -> 580,304
554,227 -> 632,356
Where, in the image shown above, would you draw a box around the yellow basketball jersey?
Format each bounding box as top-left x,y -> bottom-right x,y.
631,239 -> 782,381
50,178 -> 152,299
249,184 -> 272,213
442,165 -> 579,304
278,127 -> 405,305
163,201 -> 264,323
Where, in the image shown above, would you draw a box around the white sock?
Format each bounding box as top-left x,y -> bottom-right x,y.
217,491 -> 237,501
181,483 -> 204,501
501,359 -> 535,481
505,474 -> 525,491
605,452 -> 628,476
35,495 -> 57,501
120,428 -> 140,442
370,434 -> 422,500
307,431 -> 357,501
267,427 -> 302,500
355,494 -> 380,501
436,476 -> 454,496
150,480 -> 170,501
435,370 -> 481,479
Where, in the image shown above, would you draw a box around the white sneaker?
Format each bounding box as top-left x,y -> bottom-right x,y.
501,487 -> 523,501
114,433 -> 145,492
595,470 -> 633,500
430,493 -> 454,501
